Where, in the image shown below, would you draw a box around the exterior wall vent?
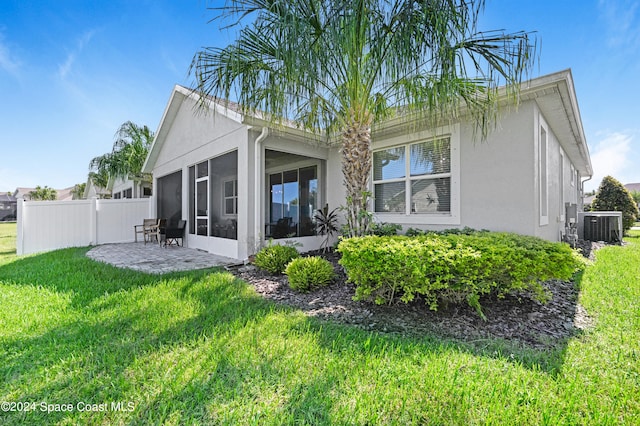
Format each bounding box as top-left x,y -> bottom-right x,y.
578,211 -> 623,243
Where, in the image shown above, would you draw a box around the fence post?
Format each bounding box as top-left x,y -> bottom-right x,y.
16,196 -> 24,255
90,197 -> 98,245
148,195 -> 155,218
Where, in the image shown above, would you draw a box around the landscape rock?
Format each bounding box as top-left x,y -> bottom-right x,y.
228,244 -> 599,350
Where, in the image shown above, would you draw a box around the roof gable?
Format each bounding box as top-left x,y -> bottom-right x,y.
142,85 -> 245,174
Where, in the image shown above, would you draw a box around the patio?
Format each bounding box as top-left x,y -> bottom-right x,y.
87,242 -> 239,274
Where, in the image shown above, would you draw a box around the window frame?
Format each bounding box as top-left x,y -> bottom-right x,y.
223,179 -> 238,216
538,116 -> 549,226
559,148 -> 565,222
371,125 -> 460,225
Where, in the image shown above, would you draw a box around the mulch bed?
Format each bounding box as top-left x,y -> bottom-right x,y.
228,242 -> 599,350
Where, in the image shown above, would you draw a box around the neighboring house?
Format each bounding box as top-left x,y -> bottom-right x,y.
0,192 -> 17,221
83,179 -> 111,199
624,183 -> 640,193
111,176 -> 152,200
56,186 -> 74,201
583,194 -> 596,210
83,176 -> 152,200
13,187 -> 36,200
142,69 -> 592,261
14,186 -> 75,201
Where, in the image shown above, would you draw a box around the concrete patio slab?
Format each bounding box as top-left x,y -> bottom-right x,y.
86,242 -> 239,274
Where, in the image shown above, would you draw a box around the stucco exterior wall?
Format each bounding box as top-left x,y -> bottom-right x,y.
324,99 -> 582,242
152,96 -> 247,179
533,103 -> 582,241
151,94 -> 250,259
458,101 -> 537,235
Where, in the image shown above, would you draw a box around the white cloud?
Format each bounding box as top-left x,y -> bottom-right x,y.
587,132 -> 636,190
598,0 -> 640,48
57,29 -> 97,79
0,32 -> 20,77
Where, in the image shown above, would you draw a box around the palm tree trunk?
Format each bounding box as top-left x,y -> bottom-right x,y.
341,115 -> 373,237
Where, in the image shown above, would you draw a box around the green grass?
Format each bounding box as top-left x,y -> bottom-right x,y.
0,221 -> 638,425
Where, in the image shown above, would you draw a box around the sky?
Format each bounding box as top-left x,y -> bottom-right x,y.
0,0 -> 639,193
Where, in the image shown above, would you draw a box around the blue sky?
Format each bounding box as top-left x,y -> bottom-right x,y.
0,0 -> 638,193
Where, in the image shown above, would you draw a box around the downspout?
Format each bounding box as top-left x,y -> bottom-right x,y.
254,127 -> 269,255
580,175 -> 593,212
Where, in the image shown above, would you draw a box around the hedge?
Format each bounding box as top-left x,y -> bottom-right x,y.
337,232 -> 585,318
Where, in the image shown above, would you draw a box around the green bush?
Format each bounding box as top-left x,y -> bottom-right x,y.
285,256 -> 336,291
591,175 -> 639,233
253,243 -> 300,274
405,226 -> 488,237
337,232 -> 585,318
370,222 -> 402,236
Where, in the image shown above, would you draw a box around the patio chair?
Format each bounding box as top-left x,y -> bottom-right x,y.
146,219 -> 166,245
163,220 -> 186,247
134,218 -> 158,243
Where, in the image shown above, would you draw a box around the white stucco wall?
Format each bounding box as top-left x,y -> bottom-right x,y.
151,94 -> 250,259
324,99 -> 583,242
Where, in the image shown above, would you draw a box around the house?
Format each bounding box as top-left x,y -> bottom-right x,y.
142,69 -> 592,261
110,176 -> 152,200
83,176 -> 152,200
83,179 -> 111,199
14,186 -> 75,201
624,183 -> 640,194
0,192 -> 17,221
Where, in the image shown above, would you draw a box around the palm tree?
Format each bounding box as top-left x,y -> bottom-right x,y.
70,183 -> 86,200
191,0 -> 536,236
89,121 -> 155,186
88,169 -> 111,197
29,185 -> 57,201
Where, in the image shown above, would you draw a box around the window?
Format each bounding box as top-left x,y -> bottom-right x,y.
157,170 -> 182,228
268,165 -> 317,238
570,164 -> 575,187
373,137 -> 451,214
224,180 -> 238,215
195,161 -> 209,236
539,122 -> 549,225
188,151 -> 238,240
559,149 -> 565,221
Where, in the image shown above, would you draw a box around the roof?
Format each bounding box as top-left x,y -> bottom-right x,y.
56,186 -> 75,201
142,85 -> 244,174
143,70 -> 592,177
13,186 -> 75,200
624,183 -> 640,193
0,193 -> 16,202
517,69 -> 592,177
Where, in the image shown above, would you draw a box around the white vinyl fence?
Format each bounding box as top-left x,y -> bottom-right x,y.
16,197 -> 152,255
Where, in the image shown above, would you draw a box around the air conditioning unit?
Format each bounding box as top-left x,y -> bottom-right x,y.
578,211 -> 623,243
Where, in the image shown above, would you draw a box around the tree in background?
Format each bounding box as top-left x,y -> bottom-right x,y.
71,183 -> 86,200
89,121 -> 154,186
190,0 -> 536,237
88,169 -> 111,198
591,175 -> 639,232
29,186 -> 57,201
630,191 -> 640,211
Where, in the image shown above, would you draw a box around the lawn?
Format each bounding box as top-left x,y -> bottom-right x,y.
0,221 -> 638,425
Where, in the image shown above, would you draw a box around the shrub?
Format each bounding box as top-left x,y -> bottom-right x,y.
370,222 -> 402,236
314,204 -> 339,252
253,243 -> 299,274
405,226 -> 488,237
285,256 -> 336,291
591,175 -> 639,233
337,232 -> 585,318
